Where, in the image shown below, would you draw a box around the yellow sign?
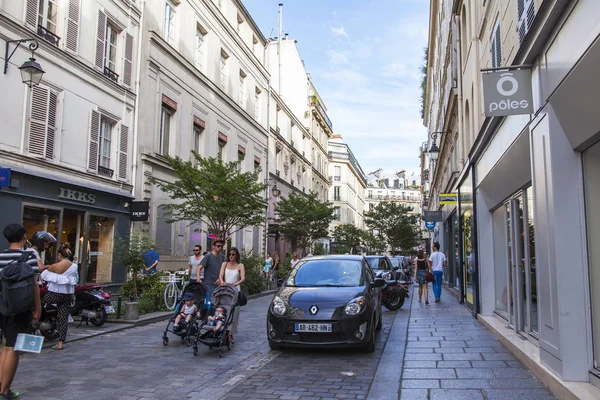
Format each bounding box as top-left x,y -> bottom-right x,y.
439,193 -> 457,205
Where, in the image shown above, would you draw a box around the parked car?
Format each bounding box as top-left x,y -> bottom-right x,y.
365,255 -> 399,281
267,255 -> 385,352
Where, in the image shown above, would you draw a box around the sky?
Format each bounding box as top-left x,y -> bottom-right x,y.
242,0 -> 430,177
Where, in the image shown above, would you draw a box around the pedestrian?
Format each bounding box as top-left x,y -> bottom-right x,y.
0,224 -> 42,399
429,243 -> 447,303
40,243 -> 78,350
271,252 -> 280,282
28,231 -> 58,270
199,239 -> 225,298
188,245 -> 204,283
219,247 -> 245,344
290,252 -> 300,269
263,252 -> 273,280
142,245 -> 159,275
413,250 -> 432,304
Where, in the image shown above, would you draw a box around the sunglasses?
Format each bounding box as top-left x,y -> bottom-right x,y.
215,245 -> 223,248
193,249 -> 200,252
228,253 -> 236,256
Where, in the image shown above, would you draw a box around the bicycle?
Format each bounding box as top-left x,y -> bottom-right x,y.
161,271 -> 188,310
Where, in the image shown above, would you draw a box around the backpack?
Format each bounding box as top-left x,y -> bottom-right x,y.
0,252 -> 35,315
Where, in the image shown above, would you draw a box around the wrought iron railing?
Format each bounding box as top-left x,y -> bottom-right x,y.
98,166 -> 114,178
103,67 -> 119,83
37,25 -> 60,47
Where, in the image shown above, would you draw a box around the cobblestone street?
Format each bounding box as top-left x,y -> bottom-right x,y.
9,287 -> 557,399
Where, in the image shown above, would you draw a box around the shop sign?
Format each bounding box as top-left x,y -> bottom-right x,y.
58,188 -> 96,204
482,69 -> 533,117
425,221 -> 435,230
0,168 -> 10,187
439,193 -> 457,205
130,201 -> 150,222
423,211 -> 443,222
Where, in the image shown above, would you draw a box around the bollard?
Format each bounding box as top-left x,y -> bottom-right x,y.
116,296 -> 122,320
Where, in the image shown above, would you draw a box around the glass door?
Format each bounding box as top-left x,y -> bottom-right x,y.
22,204 -> 62,264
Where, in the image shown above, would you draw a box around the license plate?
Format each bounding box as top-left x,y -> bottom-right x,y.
104,306 -> 115,314
294,323 -> 332,333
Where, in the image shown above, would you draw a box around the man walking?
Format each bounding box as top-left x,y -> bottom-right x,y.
0,224 -> 42,399
199,239 -> 225,297
142,245 -> 159,275
429,243 -> 446,303
188,245 -> 204,283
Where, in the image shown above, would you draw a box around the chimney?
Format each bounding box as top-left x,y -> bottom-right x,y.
285,33 -> 289,40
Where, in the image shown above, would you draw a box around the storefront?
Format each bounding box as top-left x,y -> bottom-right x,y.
0,170 -> 131,284
458,167 -> 476,313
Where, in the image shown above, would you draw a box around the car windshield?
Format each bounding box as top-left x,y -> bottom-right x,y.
365,257 -> 385,270
287,260 -> 363,287
390,258 -> 400,268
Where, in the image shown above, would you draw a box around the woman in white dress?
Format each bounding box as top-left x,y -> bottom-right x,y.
219,247 -> 245,343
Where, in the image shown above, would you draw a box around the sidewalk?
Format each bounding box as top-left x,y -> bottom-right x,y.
44,289 -> 277,349
396,285 -> 556,400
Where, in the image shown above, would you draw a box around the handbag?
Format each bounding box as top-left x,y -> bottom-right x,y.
425,272 -> 435,283
237,290 -> 248,306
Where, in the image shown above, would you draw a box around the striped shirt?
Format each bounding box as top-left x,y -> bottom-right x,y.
0,249 -> 40,274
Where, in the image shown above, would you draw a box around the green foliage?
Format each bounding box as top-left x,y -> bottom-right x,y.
240,251 -> 265,295
279,255 -> 292,279
275,192 -> 334,252
115,230 -> 153,299
364,202 -> 420,254
420,46 -> 428,119
150,153 -> 267,243
119,273 -> 167,314
332,224 -> 363,254
312,242 -> 326,255
362,230 -> 387,255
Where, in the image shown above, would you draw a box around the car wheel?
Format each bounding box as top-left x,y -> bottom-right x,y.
268,341 -> 282,351
364,320 -> 376,353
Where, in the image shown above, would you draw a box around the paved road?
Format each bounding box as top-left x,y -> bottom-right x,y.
10,287 -> 556,400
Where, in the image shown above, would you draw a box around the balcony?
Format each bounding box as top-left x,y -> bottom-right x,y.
37,25 -> 60,47
98,166 -> 114,178
276,169 -> 280,177
334,176 -> 341,181
103,67 -> 119,83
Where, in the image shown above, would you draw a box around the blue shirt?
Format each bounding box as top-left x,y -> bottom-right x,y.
142,249 -> 159,275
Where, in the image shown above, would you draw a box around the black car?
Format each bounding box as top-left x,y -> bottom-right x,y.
365,255 -> 399,281
267,255 -> 385,352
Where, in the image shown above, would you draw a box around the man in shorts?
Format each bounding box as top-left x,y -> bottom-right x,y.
0,224 -> 41,399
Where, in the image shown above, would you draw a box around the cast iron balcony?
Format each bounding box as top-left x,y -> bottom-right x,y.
37,25 -> 60,47
98,166 -> 114,178
103,67 -> 119,83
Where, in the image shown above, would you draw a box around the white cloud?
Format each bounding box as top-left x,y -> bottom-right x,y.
330,26 -> 348,38
327,50 -> 349,66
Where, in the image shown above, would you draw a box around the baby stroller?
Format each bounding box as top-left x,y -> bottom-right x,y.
162,282 -> 206,347
192,284 -> 238,358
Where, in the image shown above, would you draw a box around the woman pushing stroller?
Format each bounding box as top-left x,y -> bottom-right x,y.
219,247 -> 245,343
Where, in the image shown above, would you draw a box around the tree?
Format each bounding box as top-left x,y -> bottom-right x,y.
275,192 -> 334,252
362,230 -> 387,255
419,46 -> 429,119
115,230 -> 153,299
151,152 -> 267,244
364,202 -> 420,254
332,224 -> 363,254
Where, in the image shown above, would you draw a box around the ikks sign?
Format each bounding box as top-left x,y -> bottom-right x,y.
58,188 -> 96,204
482,69 -> 533,117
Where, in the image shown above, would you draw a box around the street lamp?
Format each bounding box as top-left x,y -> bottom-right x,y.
271,185 -> 281,197
4,39 -> 45,88
428,131 -> 447,162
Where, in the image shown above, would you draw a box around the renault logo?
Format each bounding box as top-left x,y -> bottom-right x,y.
309,305 -> 319,315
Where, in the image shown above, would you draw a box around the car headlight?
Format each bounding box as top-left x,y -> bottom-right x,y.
272,296 -> 286,316
344,296 -> 365,316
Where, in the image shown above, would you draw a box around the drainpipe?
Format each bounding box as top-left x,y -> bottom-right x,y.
131,0 -> 146,209
263,40 -> 272,257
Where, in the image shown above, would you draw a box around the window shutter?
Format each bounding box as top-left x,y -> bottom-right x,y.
88,110 -> 100,171
66,0 -> 80,53
25,0 -> 37,29
123,33 -> 134,87
495,26 -> 502,67
46,91 -> 58,159
29,86 -> 49,157
95,10 -> 107,70
118,124 -> 129,180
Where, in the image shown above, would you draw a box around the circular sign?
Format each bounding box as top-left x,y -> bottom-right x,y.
497,73 -> 519,97
425,221 -> 435,230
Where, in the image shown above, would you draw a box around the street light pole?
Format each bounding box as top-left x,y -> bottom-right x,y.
4,38 -> 45,87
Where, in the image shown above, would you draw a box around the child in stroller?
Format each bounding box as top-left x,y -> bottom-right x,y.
192,284 -> 238,357
162,282 -> 206,347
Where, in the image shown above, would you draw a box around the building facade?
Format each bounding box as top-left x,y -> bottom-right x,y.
365,170 -> 422,218
424,0 -> 600,397
133,0 -> 269,268
328,134 -> 367,232
0,0 -> 140,284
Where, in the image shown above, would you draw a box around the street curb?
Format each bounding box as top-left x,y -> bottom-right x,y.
43,291 -> 275,349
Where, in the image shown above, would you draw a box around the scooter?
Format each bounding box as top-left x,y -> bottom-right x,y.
381,279 -> 407,310
36,284 -> 114,340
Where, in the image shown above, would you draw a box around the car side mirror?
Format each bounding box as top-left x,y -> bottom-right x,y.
373,278 -> 386,288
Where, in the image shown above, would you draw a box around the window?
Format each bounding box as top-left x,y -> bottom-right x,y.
164,2 -> 176,45
218,132 -> 227,160
334,186 -> 341,201
490,21 -> 501,68
159,106 -> 172,156
334,166 -> 341,181
517,0 -> 535,43
334,207 -> 341,221
98,118 -> 113,169
28,85 -> 58,160
254,87 -> 261,120
238,146 -> 246,170
195,24 -> 207,70
156,205 -> 173,255
220,49 -> 229,90
38,0 -> 58,34
254,157 -> 260,172
105,23 -> 118,72
193,120 -> 204,167
239,70 -> 246,107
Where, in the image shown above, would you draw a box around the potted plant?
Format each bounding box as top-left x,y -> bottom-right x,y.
116,230 -> 153,320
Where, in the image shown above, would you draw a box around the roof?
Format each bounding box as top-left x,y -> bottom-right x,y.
302,254 -> 364,262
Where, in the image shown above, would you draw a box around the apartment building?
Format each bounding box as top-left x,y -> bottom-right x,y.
328,134 -> 367,231
133,0 -> 269,268
365,170 -> 422,217
0,0 -> 140,284
424,0 -> 600,396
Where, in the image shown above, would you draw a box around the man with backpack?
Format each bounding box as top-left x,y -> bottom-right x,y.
0,224 -> 41,399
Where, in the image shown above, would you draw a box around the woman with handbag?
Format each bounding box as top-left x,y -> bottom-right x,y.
219,247 -> 245,344
414,250 -> 433,305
